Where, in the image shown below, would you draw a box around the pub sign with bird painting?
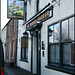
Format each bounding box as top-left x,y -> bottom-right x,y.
7,0 -> 24,19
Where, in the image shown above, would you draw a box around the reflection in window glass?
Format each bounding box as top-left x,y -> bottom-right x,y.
25,48 -> 28,59
50,45 -> 55,62
22,48 -> 24,59
49,26 -> 53,43
21,36 -> 28,61
55,44 -> 60,63
25,2 -> 27,22
50,44 -> 60,63
62,20 -> 68,41
49,23 -> 60,43
63,43 -> 71,64
54,23 -> 60,43
48,16 -> 75,72
69,17 -> 74,41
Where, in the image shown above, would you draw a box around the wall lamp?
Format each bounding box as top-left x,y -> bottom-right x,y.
23,31 -> 28,38
49,28 -> 53,36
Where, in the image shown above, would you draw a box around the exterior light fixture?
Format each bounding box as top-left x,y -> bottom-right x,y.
30,31 -> 34,36
37,21 -> 41,24
23,31 -> 28,38
49,28 -> 53,36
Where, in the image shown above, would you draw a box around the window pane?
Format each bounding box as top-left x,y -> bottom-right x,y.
63,43 -> 71,64
50,44 -> 60,63
50,45 -> 56,62
69,17 -> 74,41
54,23 -> 60,42
25,48 -> 28,59
25,2 -> 27,22
21,37 -> 25,47
37,0 -> 39,12
49,26 -> 53,43
49,23 -> 60,43
71,42 -> 75,65
55,44 -> 60,63
25,13 -> 27,22
25,38 -> 28,47
22,48 -> 24,59
62,20 -> 69,41
25,2 -> 27,13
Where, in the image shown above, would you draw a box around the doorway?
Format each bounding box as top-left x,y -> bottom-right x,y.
31,30 -> 41,75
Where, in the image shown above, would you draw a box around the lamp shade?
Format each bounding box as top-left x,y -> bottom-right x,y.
49,28 -> 53,36
23,31 -> 28,37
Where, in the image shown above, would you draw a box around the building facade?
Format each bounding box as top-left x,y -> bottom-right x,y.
17,0 -> 75,75
6,19 -> 18,66
1,26 -> 7,62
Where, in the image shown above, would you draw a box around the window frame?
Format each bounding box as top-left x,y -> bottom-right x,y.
46,15 -> 75,74
20,36 -> 28,62
37,0 -> 39,12
24,1 -> 27,22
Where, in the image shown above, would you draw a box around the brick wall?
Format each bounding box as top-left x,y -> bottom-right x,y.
6,19 -> 18,66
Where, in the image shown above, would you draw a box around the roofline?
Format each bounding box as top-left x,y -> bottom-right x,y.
1,19 -> 12,31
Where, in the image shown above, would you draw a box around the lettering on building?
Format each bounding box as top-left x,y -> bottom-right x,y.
26,6 -> 53,30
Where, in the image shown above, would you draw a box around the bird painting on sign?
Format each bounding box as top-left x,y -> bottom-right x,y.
7,0 -> 24,19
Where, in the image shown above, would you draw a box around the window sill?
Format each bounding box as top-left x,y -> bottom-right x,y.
19,59 -> 29,63
45,65 -> 75,74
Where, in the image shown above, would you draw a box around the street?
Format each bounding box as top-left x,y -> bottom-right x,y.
4,63 -> 31,75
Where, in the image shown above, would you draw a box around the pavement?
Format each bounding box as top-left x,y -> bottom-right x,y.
4,63 -> 31,75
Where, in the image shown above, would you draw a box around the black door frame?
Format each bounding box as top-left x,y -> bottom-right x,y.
31,29 -> 41,75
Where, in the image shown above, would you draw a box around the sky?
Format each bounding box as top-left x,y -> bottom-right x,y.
1,0 -> 24,30
1,0 -> 9,30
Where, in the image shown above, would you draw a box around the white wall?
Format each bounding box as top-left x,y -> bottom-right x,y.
17,0 -> 74,74
41,0 -> 74,75
17,20 -> 31,72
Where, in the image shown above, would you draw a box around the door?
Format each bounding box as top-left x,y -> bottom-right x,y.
36,30 -> 41,75
31,30 -> 41,75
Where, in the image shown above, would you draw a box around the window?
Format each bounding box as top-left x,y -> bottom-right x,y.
24,2 -> 27,22
21,36 -> 28,62
50,44 -> 60,63
37,0 -> 39,12
49,23 -> 60,64
48,16 -> 75,74
49,23 -> 60,43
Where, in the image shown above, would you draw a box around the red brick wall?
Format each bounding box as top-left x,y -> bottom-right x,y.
6,19 -> 18,64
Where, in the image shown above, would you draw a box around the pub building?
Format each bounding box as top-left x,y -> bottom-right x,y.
17,0 -> 75,75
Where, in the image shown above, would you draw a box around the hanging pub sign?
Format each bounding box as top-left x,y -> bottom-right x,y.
7,0 -> 24,19
26,6 -> 53,30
